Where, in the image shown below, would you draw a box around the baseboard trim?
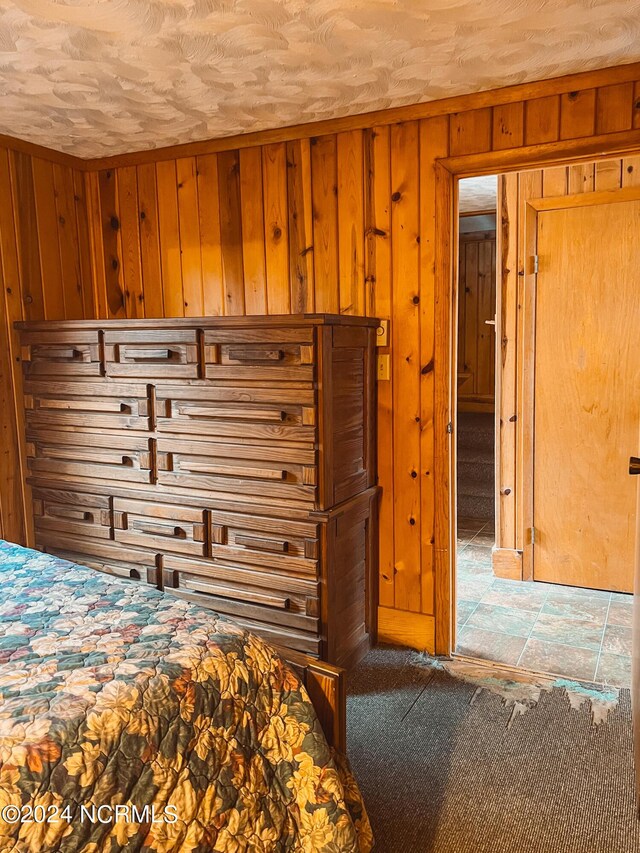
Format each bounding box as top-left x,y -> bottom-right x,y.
377,607 -> 435,653
491,547 -> 523,580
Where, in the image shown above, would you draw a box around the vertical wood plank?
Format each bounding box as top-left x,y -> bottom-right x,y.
390,120 -> 421,612
366,125 -> 394,607
97,169 -> 125,318
217,150 -> 245,316
52,164 -> 83,319
568,162 -> 595,194
262,143 -> 290,314
497,173 -> 518,552
525,96 -> 560,145
492,103 -> 524,150
634,82 -> 640,129
155,160 -> 184,317
196,154 -> 224,316
596,82 -> 634,134
542,166 -> 568,197
239,147 -> 267,315
622,156 -> 640,187
450,108 -> 492,155
287,139 -> 315,313
116,166 -> 144,318
560,90 -> 596,139
594,158 -> 622,191
476,239 -> 494,397
463,241 -> 479,392
136,163 -> 164,318
32,158 -> 65,319
419,115 -> 449,617
337,130 -> 365,315
72,170 -> 96,318
84,171 -> 108,319
176,157 -> 204,317
311,135 -> 339,314
10,152 -> 45,320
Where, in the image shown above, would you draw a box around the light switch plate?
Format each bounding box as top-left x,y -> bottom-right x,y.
376,319 -> 389,347
377,353 -> 390,381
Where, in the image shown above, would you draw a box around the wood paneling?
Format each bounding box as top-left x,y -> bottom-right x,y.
0,61 -> 640,646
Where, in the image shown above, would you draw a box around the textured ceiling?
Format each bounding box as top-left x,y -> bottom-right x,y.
1,1 -> 640,158
459,176 -> 497,213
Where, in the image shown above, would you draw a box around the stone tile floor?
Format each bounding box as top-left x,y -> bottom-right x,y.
455,518 -> 633,687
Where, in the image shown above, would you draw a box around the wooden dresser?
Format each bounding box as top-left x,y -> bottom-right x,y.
16,315 -> 378,668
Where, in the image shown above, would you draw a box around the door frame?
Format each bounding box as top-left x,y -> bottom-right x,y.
434,136 -> 640,656
521,185 -> 640,581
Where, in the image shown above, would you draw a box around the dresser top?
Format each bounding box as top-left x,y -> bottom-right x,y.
16,313 -> 379,332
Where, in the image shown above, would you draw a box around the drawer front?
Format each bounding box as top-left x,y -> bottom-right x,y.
24,381 -> 151,432
156,438 -> 317,505
26,430 -> 153,485
33,488 -> 112,541
162,554 -> 321,656
208,510 -> 319,576
113,498 -> 207,558
156,386 -> 316,444
22,331 -> 102,378
204,328 -> 315,383
36,533 -> 159,586
104,329 -> 200,379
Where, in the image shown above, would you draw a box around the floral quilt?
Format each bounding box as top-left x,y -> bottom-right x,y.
0,541 -> 373,852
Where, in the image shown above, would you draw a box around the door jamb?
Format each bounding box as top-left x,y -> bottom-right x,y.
433,134 -> 640,657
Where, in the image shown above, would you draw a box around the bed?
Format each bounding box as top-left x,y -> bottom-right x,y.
0,541 -> 373,852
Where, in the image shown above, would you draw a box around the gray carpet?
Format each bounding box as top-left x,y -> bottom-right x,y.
347,647 -> 640,852
457,412 -> 494,521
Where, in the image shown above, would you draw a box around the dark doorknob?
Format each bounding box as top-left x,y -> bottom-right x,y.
630,456 -> 640,475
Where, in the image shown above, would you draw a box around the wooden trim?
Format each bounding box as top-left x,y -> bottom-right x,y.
491,547 -> 523,580
437,129 -> 640,655
527,184 -> 640,210
0,132 -> 86,170
459,208 -> 497,218
442,128 -> 640,177
377,606 -> 435,652
39,61 -> 640,171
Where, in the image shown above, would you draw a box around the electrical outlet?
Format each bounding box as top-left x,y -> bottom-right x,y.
377,354 -> 390,381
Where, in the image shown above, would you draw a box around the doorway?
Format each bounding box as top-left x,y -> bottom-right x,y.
453,164 -> 637,688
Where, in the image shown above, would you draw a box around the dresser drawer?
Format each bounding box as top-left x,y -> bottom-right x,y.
24,380 -> 151,432
26,430 -> 153,485
104,329 -> 200,379
156,438 -> 317,504
208,510 -> 319,575
162,554 -> 321,656
113,498 -> 207,558
204,328 -> 315,383
36,533 -> 159,586
22,330 -> 102,378
33,488 -> 112,541
155,385 -> 316,443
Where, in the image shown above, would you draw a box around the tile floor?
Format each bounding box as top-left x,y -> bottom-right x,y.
455,518 -> 633,687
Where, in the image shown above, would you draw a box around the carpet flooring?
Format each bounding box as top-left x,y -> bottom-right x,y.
347,647 -> 640,853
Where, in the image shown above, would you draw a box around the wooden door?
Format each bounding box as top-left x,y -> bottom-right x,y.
532,195 -> 640,592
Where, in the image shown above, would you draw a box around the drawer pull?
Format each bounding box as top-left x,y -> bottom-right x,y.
184,461 -> 286,480
40,347 -> 82,360
106,564 -> 141,580
227,348 -> 283,362
235,535 -> 289,553
182,405 -> 286,422
183,577 -> 290,609
136,521 -> 187,539
124,348 -> 173,361
40,398 -> 128,413
47,505 -> 92,522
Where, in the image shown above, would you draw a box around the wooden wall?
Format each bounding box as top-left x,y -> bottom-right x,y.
1,63 -> 640,651
495,154 -> 640,573
457,229 -> 496,411
0,148 -> 93,544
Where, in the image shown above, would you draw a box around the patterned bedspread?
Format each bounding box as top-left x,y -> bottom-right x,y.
0,541 -> 372,852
